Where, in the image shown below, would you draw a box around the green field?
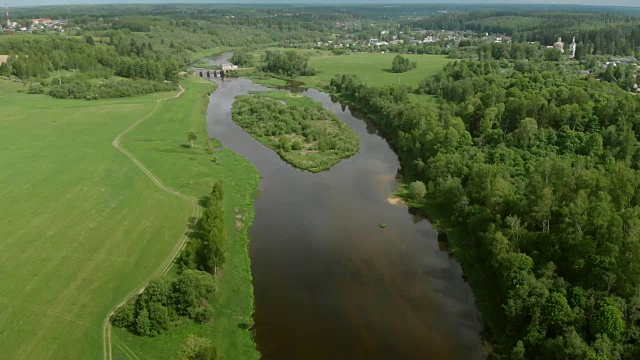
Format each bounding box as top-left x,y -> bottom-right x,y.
0,77 -> 260,359
301,53 -> 453,88
246,51 -> 452,89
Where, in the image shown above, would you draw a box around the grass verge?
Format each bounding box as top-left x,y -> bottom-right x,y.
111,76 -> 261,360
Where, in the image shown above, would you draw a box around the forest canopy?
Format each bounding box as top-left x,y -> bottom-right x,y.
329,54 -> 640,359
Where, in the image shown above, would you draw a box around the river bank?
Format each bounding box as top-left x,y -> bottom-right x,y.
322,79 -> 503,355
111,76 -> 261,360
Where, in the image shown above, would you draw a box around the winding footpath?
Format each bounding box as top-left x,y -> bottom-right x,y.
102,85 -> 201,360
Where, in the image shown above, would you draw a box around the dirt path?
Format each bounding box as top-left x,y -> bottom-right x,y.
102,85 -> 201,360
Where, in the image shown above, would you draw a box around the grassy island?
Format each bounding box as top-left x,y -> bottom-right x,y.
232,91 -> 360,172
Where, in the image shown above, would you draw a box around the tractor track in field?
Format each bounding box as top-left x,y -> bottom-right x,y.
102,85 -> 200,360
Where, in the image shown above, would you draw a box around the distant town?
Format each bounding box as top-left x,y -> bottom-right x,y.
2,17 -> 67,33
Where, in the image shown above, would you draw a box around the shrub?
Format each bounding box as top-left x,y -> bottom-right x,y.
139,277 -> 173,307
135,307 -> 152,336
147,302 -> 170,335
194,303 -> 214,324
279,136 -> 292,152
318,138 -> 329,151
48,79 -> 177,100
111,299 -> 136,328
391,54 -> 417,73
172,270 -> 215,317
179,335 -> 219,360
48,81 -> 90,99
111,270 -> 215,337
410,181 -> 427,200
48,86 -> 70,99
27,83 -> 44,94
93,79 -> 176,99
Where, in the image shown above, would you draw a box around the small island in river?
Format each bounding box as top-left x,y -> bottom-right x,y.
231,91 -> 360,172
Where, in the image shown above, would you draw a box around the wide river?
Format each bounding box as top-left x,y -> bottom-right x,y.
202,53 -> 485,360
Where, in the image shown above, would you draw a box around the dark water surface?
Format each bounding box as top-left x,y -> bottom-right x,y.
204,53 -> 485,360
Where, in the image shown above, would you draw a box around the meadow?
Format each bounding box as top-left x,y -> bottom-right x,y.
0,76 -> 260,359
113,77 -> 260,360
246,51 -> 452,89
302,53 -> 453,88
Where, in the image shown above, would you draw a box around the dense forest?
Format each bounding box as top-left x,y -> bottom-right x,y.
0,35 -> 181,98
330,55 -> 640,359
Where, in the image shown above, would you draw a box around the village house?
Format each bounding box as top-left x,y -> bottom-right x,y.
32,18 -> 53,25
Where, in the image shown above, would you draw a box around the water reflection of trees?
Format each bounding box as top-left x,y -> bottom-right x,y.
277,80 -> 306,94
408,207 -> 454,258
347,106 -> 378,135
437,232 -> 452,256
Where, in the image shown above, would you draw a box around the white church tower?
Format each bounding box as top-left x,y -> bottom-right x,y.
570,37 -> 577,59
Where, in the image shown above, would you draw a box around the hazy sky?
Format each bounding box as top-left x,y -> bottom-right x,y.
10,0 -> 640,8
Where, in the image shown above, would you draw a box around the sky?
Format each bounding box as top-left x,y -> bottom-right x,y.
10,0 -> 640,8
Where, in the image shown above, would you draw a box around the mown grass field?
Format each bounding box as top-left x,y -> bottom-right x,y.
0,77 -> 260,359
0,80 -> 187,359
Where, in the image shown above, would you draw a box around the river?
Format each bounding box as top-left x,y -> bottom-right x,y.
202,53 -> 485,360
